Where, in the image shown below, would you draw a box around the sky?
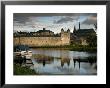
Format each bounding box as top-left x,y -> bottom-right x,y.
14,13 -> 97,33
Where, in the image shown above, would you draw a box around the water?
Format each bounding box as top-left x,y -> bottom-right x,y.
31,48 -> 97,75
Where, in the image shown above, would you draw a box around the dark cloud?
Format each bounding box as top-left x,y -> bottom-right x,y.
14,16 -> 30,25
14,13 -> 80,25
14,15 -> 38,27
14,13 -> 97,17
52,13 -> 97,24
80,13 -> 96,16
82,15 -> 97,25
54,16 -> 79,24
14,13 -> 97,27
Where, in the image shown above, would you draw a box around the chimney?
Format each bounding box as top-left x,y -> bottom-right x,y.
43,28 -> 45,30
79,22 -> 80,30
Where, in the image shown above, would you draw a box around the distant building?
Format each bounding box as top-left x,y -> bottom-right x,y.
14,28 -> 62,37
33,28 -> 54,36
74,28 -> 95,37
71,22 -> 96,45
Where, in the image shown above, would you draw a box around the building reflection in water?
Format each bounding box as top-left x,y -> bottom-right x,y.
60,58 -> 70,67
60,50 -> 70,67
35,54 -> 96,69
36,57 -> 53,67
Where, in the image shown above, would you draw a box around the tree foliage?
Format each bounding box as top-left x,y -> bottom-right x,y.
86,33 -> 97,47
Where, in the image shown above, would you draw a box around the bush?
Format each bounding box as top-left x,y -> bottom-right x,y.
14,64 -> 37,75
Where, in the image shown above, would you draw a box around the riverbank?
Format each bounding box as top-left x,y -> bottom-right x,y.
30,45 -> 97,52
14,64 -> 38,75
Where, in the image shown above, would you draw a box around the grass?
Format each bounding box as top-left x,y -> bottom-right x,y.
30,45 -> 97,52
14,64 -> 37,75
69,45 -> 97,52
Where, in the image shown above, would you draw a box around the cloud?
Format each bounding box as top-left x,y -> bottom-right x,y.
14,16 -> 30,25
54,16 -> 79,24
82,15 -> 97,25
14,13 -> 97,32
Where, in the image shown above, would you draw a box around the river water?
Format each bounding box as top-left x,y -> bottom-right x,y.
31,48 -> 97,75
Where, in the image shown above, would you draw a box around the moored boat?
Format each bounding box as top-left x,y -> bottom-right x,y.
14,45 -> 32,57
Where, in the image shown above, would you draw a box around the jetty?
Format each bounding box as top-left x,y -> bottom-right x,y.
14,45 -> 33,67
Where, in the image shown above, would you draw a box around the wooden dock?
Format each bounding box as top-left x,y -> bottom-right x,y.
14,54 -> 33,67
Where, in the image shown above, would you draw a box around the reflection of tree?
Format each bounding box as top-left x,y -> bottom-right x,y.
73,57 -> 80,69
73,56 -> 97,69
43,60 -> 46,67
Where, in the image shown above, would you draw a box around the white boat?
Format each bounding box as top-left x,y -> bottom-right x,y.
27,50 -> 32,55
14,45 -> 32,57
21,51 -> 27,56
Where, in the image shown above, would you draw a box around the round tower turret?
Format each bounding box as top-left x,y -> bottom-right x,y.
67,29 -> 70,33
61,28 -> 64,33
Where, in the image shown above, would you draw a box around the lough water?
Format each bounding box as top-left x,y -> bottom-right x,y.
31,48 -> 97,75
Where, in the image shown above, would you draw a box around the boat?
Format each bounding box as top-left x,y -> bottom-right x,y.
14,45 -> 32,57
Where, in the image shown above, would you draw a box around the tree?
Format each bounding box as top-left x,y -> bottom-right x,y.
86,33 -> 97,47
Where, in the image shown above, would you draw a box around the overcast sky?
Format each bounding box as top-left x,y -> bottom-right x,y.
14,13 -> 97,33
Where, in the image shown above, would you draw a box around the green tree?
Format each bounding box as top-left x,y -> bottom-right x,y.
86,33 -> 97,47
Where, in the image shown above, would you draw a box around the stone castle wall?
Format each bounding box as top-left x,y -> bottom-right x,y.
14,30 -> 70,47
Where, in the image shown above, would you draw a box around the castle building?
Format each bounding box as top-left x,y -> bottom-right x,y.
34,28 -> 54,37
14,28 -> 70,47
14,22 -> 96,47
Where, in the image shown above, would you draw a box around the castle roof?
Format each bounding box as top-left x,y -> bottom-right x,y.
76,29 -> 95,33
37,30 -> 50,33
75,29 -> 95,37
37,28 -> 54,33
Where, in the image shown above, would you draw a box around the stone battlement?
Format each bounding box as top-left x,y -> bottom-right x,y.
14,28 -> 70,46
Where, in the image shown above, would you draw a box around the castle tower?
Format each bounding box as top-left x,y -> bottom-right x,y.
67,29 -> 70,39
67,29 -> 70,41
67,29 -> 70,33
61,28 -> 64,33
61,28 -> 70,45
61,28 -> 64,38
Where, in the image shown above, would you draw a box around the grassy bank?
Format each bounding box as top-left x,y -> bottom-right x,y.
14,64 -> 37,75
30,45 -> 97,52
69,45 -> 97,52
